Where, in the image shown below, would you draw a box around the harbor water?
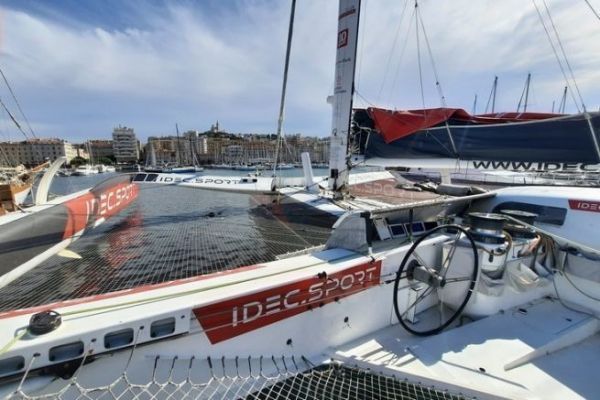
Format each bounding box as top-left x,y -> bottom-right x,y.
0,169 -> 333,311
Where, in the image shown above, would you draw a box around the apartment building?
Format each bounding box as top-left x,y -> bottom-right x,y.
0,138 -> 77,166
112,126 -> 139,163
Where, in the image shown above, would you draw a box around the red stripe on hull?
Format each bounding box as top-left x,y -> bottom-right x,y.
62,182 -> 139,239
194,260 -> 382,344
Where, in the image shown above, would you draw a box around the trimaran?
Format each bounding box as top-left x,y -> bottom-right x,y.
1,1 -> 600,399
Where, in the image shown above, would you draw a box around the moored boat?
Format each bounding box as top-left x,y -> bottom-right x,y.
0,173 -> 139,288
71,164 -> 99,176
1,1 -> 599,399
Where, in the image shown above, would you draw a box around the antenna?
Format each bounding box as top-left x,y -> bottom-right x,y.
472,94 -> 478,114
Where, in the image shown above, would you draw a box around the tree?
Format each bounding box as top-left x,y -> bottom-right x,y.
70,156 -> 88,167
98,156 -> 114,165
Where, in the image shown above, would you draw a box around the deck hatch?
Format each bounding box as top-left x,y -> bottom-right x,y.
150,317 -> 175,338
0,356 -> 24,376
48,341 -> 84,362
104,328 -> 134,349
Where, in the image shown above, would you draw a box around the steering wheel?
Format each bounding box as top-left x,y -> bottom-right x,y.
393,224 -> 478,336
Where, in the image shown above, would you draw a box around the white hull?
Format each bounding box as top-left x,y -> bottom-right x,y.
3,0 -> 600,398
2,186 -> 600,399
12,186 -> 30,205
72,165 -> 99,176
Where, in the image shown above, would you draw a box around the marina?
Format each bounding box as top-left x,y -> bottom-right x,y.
0,0 -> 600,399
0,170 -> 332,312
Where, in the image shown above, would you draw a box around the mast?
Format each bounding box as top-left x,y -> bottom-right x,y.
472,94 -> 477,114
491,76 -> 497,113
517,73 -> 531,113
524,73 -> 531,112
273,0 -> 297,176
484,76 -> 497,114
189,135 -> 194,166
175,123 -> 181,165
87,141 -> 93,164
559,86 -> 567,113
328,0 -> 361,193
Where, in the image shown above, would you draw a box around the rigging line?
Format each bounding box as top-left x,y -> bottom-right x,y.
376,0 -> 410,103
0,66 -> 36,138
414,2 -> 426,111
415,4 -> 458,156
531,0 -> 581,113
387,5 -> 416,105
542,0 -> 587,112
415,6 -> 447,108
583,0 -> 600,20
0,96 -> 29,139
355,89 -> 377,107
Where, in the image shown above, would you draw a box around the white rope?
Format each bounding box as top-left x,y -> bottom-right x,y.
0,66 -> 36,139
531,0 -> 583,113
376,0 -> 410,103
583,0 -> 600,20
415,3 -> 457,155
541,0 -> 587,112
387,5 -> 416,105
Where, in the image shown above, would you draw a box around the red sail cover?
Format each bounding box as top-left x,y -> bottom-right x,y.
368,107 -> 561,144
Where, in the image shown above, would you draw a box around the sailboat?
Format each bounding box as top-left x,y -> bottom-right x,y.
2,1 -> 600,399
356,107 -> 600,172
0,156 -> 140,288
0,163 -> 44,213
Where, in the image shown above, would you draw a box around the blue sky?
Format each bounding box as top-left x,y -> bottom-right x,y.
0,0 -> 598,143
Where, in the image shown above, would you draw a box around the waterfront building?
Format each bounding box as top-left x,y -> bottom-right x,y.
88,140 -> 115,161
112,126 -> 139,163
0,138 -> 77,167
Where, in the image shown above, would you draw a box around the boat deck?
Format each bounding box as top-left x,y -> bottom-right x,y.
348,177 -> 442,205
0,185 -> 332,313
334,298 -> 600,399
0,176 -> 447,314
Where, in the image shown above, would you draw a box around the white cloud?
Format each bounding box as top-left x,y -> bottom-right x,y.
0,0 -> 598,141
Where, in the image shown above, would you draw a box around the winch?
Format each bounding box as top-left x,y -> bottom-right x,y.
500,209 -> 538,239
467,212 -> 509,279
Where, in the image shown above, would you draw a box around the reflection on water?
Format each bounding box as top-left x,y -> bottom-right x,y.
0,172 -> 332,312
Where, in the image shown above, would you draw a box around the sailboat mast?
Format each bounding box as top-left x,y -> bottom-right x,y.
485,76 -> 498,114
559,86 -> 567,113
175,123 -> 181,165
524,73 -> 531,113
273,0 -> 297,176
87,141 -> 93,164
328,0 -> 361,193
491,76 -> 497,113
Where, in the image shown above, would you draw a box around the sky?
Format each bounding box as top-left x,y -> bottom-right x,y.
0,0 -> 598,143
